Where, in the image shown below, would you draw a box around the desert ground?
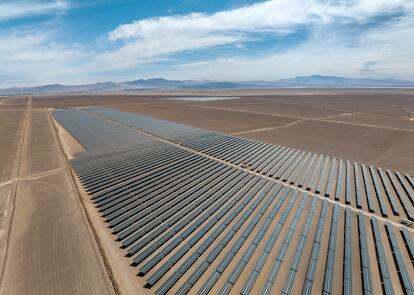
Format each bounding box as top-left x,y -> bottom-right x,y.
31,89 -> 414,174
0,98 -> 114,295
0,89 -> 413,295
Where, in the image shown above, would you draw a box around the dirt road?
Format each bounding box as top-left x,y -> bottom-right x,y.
0,108 -> 115,295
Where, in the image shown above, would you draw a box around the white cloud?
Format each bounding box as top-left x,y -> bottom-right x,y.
90,33 -> 244,71
156,14 -> 414,81
0,1 -> 69,21
109,0 -> 413,41
0,27 -> 91,86
1,0 -> 414,87
98,0 -> 414,75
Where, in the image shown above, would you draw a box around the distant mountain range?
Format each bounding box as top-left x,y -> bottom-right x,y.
1,75 -> 414,95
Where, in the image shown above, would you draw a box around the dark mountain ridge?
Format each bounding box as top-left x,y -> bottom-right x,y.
1,75 -> 413,95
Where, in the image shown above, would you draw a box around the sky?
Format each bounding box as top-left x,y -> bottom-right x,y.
0,0 -> 413,87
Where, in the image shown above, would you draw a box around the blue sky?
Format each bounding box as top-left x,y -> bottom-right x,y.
0,0 -> 413,87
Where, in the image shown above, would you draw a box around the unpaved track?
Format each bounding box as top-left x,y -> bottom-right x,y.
193,104 -> 414,133
0,108 -> 114,295
0,98 -> 29,279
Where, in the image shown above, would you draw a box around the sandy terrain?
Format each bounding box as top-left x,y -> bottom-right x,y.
113,102 -> 298,134
0,108 -> 114,295
26,89 -> 414,173
0,106 -> 27,183
243,120 -> 414,174
0,98 -> 29,279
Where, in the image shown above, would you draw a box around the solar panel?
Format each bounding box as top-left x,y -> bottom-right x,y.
343,208 -> 352,294
262,147 -> 289,174
369,166 -> 389,217
361,164 -> 375,212
325,158 -> 337,197
289,152 -> 311,185
406,174 -> 414,190
345,161 -> 353,204
133,173 -> 247,266
253,146 -> 283,171
244,143 -> 274,167
224,140 -> 263,163
240,270 -> 259,295
281,197 -> 318,294
322,204 -> 339,295
204,137 -> 244,156
239,188 -> 293,292
123,170 -> 236,251
270,149 -> 300,178
315,157 -> 330,194
187,261 -> 209,286
306,155 -> 324,191
400,228 -> 414,263
335,159 -> 344,201
387,170 -> 414,220
357,213 -> 373,294
261,193 -> 307,295
378,168 -> 400,215
197,183 -> 275,292
260,147 -> 288,173
370,218 -> 394,295
295,153 -> 316,188
354,163 -> 363,209
385,223 -> 414,294
283,151 -> 308,182
210,138 -> 248,160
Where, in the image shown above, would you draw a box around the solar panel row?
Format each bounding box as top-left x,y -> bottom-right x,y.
72,107 -> 414,223
53,109 -> 156,153
301,200 -> 329,295
281,197 -> 318,295
343,208 -> 352,295
322,204 -> 339,294
181,128 -> 414,221
261,192 -> 307,295
84,108 -> 414,220
371,218 -> 394,294
385,223 -> 414,294
357,213 -> 373,295
306,155 -> 323,191
237,186 -> 288,294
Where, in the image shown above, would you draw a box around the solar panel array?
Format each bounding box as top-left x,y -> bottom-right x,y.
85,107 -> 414,222
53,107 -> 414,295
53,109 -> 158,156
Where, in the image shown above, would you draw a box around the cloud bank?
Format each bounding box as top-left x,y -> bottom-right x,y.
1,0 -> 413,87
0,1 -> 68,22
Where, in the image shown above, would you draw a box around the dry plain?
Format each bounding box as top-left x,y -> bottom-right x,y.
31,89 -> 414,174
0,89 -> 413,295
0,99 -> 114,295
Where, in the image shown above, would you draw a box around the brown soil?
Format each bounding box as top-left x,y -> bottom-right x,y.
0,107 -> 114,295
